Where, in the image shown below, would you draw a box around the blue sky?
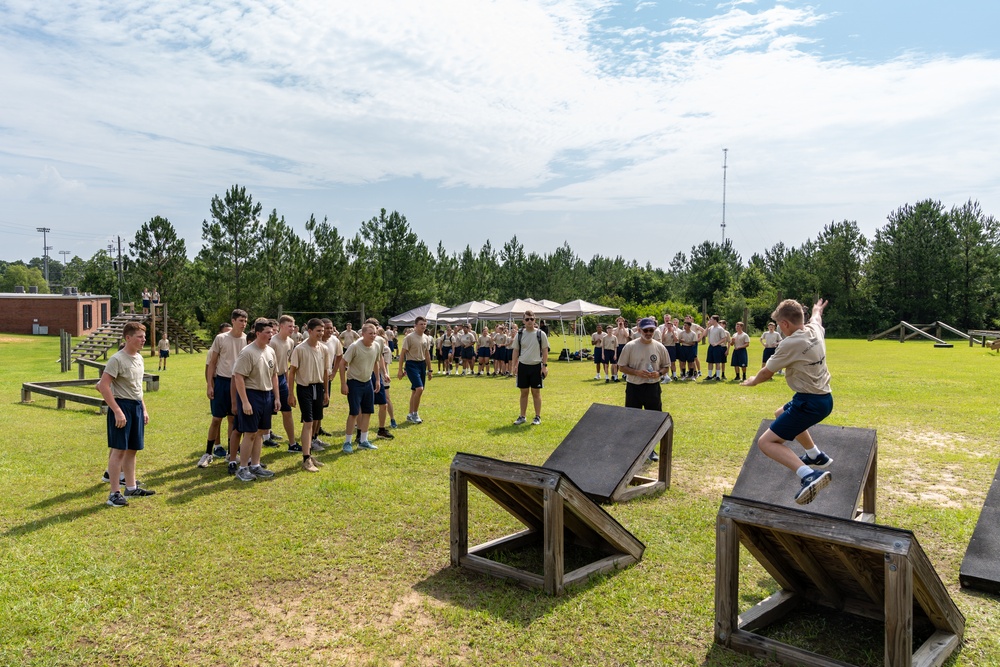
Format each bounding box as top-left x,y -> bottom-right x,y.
2,0 -> 999,270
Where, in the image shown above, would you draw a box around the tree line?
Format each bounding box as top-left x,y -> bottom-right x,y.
2,186 -> 997,336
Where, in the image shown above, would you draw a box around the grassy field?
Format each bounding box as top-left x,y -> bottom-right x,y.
1,333 -> 998,666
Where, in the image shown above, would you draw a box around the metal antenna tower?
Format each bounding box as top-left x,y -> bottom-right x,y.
721,148 -> 728,243
36,227 -> 52,284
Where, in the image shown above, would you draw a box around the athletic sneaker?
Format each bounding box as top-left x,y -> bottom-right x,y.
377,428 -> 395,439
287,443 -> 302,452
342,442 -> 354,454
406,413 -> 418,423
605,378 -> 610,384
262,437 -> 280,448
106,491 -> 128,507
269,433 -> 283,442
235,467 -> 256,482
661,375 -> 672,383
101,471 -> 142,486
311,439 -> 327,452
531,416 -> 541,426
302,457 -> 319,472
249,465 -> 274,479
124,486 -> 156,497
513,416 -> 526,425
412,414 -> 423,424
227,461 -> 238,476
309,455 -> 324,468
213,445 -> 227,458
648,450 -> 659,462
800,451 -> 833,468
390,419 -> 398,428
794,470 -> 832,505
197,453 -> 213,468
594,374 -> 601,380
357,440 -> 378,450
317,427 -> 332,436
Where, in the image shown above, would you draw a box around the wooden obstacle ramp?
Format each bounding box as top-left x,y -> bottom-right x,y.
715,496 -> 965,667
960,461 -> 1000,595
542,403 -> 673,503
450,452 -> 645,596
731,420 -> 877,521
21,380 -> 108,413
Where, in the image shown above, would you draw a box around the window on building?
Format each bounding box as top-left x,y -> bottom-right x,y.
101,302 -> 108,324
83,305 -> 92,330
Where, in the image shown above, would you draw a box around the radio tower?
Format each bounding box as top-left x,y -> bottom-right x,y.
721,148 -> 728,243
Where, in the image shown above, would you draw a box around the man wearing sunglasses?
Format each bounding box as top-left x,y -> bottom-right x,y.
511,310 -> 549,426
616,317 -> 671,461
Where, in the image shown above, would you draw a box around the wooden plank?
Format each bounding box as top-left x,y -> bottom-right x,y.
610,414 -> 673,500
737,524 -> 804,592
452,453 -> 561,490
909,542 -> 966,636
450,468 -> 468,566
738,590 -> 800,633
863,438 -> 878,517
467,529 -> 538,556
721,497 -> 912,554
911,631 -> 961,667
459,554 -> 544,589
543,487 -> 564,595
466,476 -> 544,531
562,553 -> 638,588
558,481 -> 645,559
729,629 -> 855,667
614,479 -> 665,503
829,543 -> 884,607
772,532 -> 843,609
659,423 -> 673,489
714,515 -> 739,646
884,553 -> 913,667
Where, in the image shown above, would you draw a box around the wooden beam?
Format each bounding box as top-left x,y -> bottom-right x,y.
911,631 -> 961,667
773,532 -> 843,609
459,554 -> 544,590
729,629 -> 856,667
829,543 -> 884,607
450,468 -> 468,566
884,553 -> 913,667
738,589 -> 800,633
543,487 -> 564,595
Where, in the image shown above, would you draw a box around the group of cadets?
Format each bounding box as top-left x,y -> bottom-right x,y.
591,313 -> 781,384
434,322 -> 520,377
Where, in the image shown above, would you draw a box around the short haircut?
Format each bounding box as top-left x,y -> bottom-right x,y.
253,317 -> 273,333
278,314 -> 295,325
268,319 -> 279,328
736,321 -> 744,329
231,309 -> 248,321
414,316 -> 427,325
361,322 -> 376,333
321,318 -> 333,326
307,317 -> 324,330
524,310 -> 535,319
710,315 -> 720,322
365,317 -> 380,326
123,322 -> 146,337
772,299 -> 805,326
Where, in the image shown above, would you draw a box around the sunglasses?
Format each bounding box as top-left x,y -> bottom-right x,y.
524,317 -> 535,321
642,328 -> 655,333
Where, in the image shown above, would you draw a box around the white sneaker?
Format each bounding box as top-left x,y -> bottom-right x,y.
661,375 -> 672,383
594,374 -> 601,380
197,453 -> 213,468
406,413 -> 417,423
412,413 -> 423,424
311,438 -> 327,451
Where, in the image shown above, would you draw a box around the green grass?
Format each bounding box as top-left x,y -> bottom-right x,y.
1,334 -> 999,666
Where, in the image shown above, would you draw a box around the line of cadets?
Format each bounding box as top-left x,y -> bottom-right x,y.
432,322 -> 521,377
199,310 -> 433,478
590,313 -> 784,384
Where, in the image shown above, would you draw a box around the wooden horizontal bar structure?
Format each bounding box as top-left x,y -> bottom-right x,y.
543,403 -> 674,503
715,496 -> 964,667
450,452 -> 645,595
21,380 -> 108,413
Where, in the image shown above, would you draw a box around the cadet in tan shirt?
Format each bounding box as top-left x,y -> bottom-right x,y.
204,309 -> 247,469
232,318 -> 280,482
398,316 -> 432,423
341,323 -> 381,453
288,318 -> 332,472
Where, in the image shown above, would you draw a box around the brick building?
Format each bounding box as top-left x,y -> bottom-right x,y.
0,287 -> 112,337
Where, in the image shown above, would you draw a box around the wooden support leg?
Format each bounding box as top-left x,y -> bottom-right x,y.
450,469 -> 468,566
21,387 -> 32,403
543,487 -> 564,596
863,443 -> 877,518
884,553 -> 913,667
715,515 -> 739,646
659,426 -> 673,489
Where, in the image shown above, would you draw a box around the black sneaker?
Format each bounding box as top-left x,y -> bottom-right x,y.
227,461 -> 238,475
800,451 -> 833,468
795,470 -> 832,505
102,471 -> 142,486
648,450 -> 659,462
377,428 -> 395,440
106,491 -> 128,507
317,427 -> 332,436
262,438 -> 280,448
287,443 -> 302,452
213,445 -> 227,458
124,487 -> 156,497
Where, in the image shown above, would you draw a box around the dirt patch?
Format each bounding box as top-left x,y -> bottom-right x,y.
894,464 -> 974,509
0,335 -> 32,343
894,428 -> 971,451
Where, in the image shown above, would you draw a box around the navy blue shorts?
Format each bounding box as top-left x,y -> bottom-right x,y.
159,349 -> 169,358
347,378 -> 374,416
443,345 -> 453,358
142,299 -> 150,309
615,344 -> 626,360
477,346 -> 490,358
770,392 -> 834,441
707,344 -> 726,364
277,374 -> 292,412
211,376 -> 233,418
405,360 -> 426,390
679,345 -> 697,363
372,372 -> 387,405
236,389 -> 274,433
462,346 -> 475,360
763,347 -> 777,365
666,345 -> 677,363
593,348 -> 603,364
296,382 -> 325,423
602,348 -> 615,363
107,398 -> 144,450
731,348 -> 748,367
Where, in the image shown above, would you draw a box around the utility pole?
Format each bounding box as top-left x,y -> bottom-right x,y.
721,148 -> 728,244
108,237 -> 124,312
36,227 -> 52,285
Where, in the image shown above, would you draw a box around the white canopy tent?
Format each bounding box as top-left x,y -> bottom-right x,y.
388,303 -> 461,327
555,299 -> 622,359
437,300 -> 497,325
478,299 -> 561,321
525,298 -> 563,311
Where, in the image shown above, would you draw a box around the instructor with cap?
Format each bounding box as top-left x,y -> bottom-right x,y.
615,317 -> 671,461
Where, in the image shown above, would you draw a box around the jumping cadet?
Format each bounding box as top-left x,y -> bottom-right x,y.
286,318 -> 330,473
742,299 -> 834,505
202,310 -> 247,470
615,317 -> 670,461
730,321 -> 750,382
97,322 -> 154,507
398,316 -> 432,424
341,322 -> 381,453
511,310 -> 549,425
232,318 -> 280,482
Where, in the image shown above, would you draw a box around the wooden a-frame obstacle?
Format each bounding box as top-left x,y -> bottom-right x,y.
715,497 -> 965,667
868,320 -> 978,348
450,453 -> 645,596
716,422 -> 964,666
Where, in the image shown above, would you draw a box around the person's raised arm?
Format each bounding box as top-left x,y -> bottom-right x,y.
811,298 -> 828,328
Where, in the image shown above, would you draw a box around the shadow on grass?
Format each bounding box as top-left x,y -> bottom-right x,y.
4,504 -> 106,536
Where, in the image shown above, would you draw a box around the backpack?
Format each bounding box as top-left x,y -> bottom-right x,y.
517,328 -> 544,350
